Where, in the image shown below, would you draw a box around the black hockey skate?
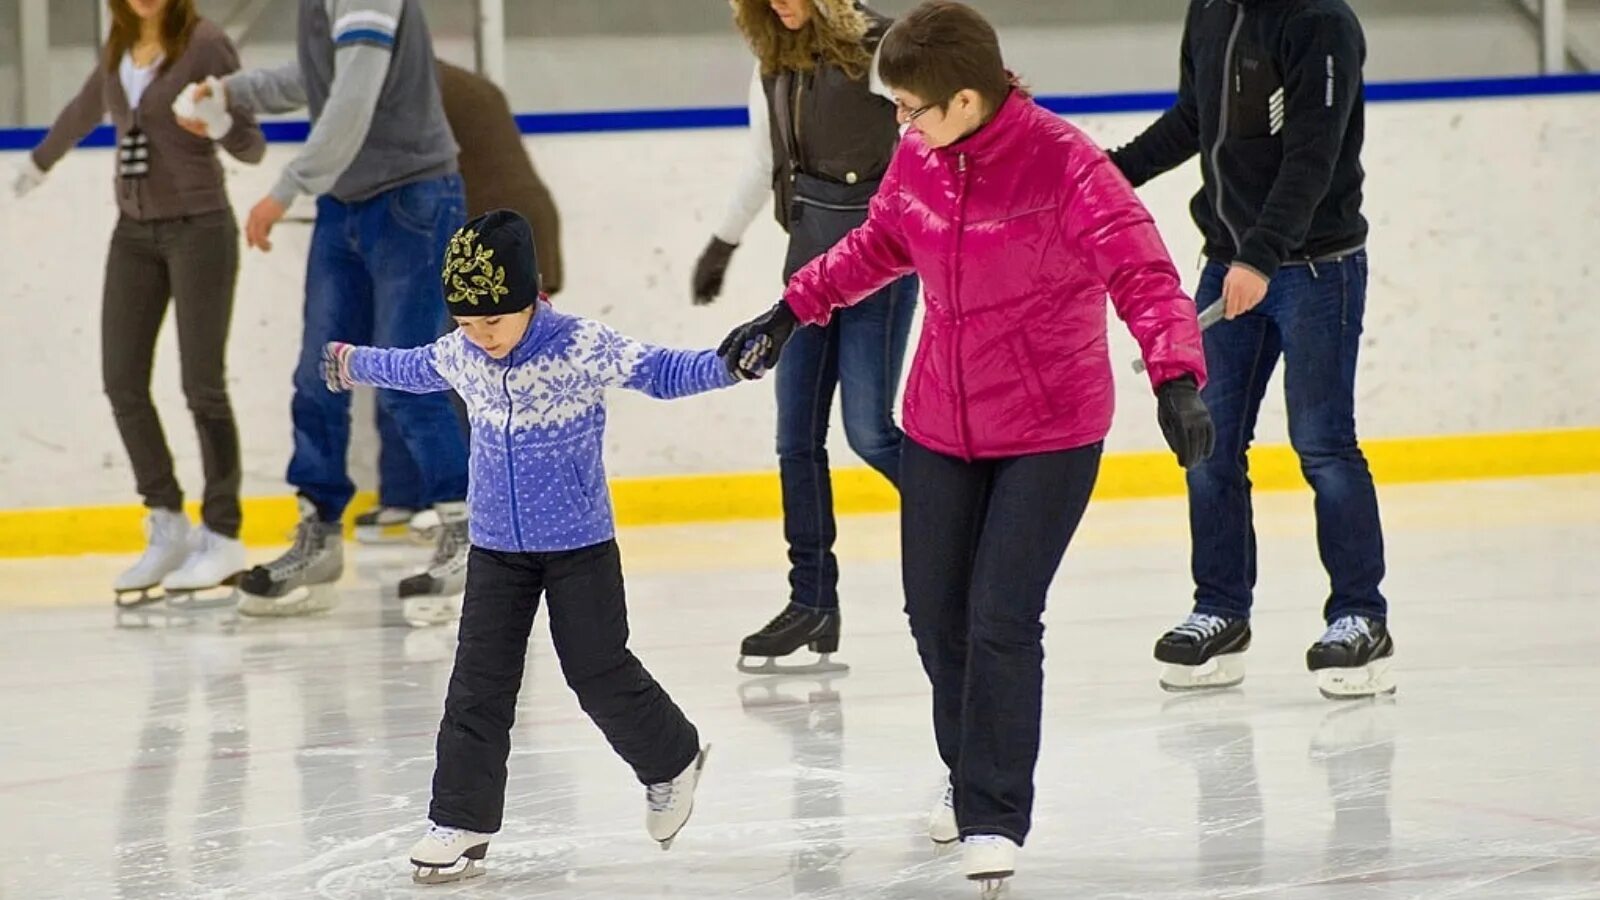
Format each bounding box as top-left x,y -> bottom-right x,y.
736,603 -> 848,675
1155,613 -> 1251,692
1307,616 -> 1396,700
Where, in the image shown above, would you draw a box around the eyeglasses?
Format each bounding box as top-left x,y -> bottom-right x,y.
896,98 -> 944,122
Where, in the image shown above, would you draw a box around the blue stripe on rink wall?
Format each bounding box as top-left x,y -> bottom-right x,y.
1,71 -> 1598,150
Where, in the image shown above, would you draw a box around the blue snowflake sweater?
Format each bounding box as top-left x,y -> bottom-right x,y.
345,301 -> 739,552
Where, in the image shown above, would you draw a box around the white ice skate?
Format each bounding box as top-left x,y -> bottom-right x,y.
403,591 -> 463,628
646,745 -> 710,849
929,782 -> 959,845
113,509 -> 192,607
964,834 -> 1017,898
161,527 -> 247,610
408,822 -> 490,885
354,505 -> 420,544
235,498 -> 343,617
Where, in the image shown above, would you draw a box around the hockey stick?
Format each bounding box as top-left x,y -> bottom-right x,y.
1131,299 -> 1226,374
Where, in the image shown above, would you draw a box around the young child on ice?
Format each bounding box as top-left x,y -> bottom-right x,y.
322,209 -> 757,883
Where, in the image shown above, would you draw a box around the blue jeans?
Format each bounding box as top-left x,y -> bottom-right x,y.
777,275 -> 918,610
288,174 -> 469,522
1188,252 -> 1388,623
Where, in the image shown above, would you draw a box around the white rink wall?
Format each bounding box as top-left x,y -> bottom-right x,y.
1,92 -> 1597,511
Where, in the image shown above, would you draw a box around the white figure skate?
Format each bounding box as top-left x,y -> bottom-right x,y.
113,509 -> 192,607
408,822 -> 490,885
161,526 -> 247,610
646,745 -> 710,850
964,834 -> 1017,898
929,782 -> 958,845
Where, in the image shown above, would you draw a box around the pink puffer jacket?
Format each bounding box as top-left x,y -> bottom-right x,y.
784,90 -> 1207,461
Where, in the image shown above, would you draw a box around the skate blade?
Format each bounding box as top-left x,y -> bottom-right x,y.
1316,657 -> 1396,700
970,874 -> 1012,899
163,572 -> 246,611
403,594 -> 463,628
736,652 -> 850,676
411,858 -> 483,885
1159,653 -> 1246,693
114,587 -> 166,609
235,584 -> 339,618
355,524 -> 411,545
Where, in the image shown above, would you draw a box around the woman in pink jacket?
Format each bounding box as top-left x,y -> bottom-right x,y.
720,1 -> 1214,890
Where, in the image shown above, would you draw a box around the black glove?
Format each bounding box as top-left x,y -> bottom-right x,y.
1156,375 -> 1215,468
691,236 -> 738,305
717,300 -> 799,380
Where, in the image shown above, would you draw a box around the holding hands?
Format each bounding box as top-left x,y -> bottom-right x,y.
717,300 -> 799,381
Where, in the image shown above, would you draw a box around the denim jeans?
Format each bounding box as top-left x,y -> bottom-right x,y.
776,274 -> 918,610
900,438 -> 1101,844
287,174 -> 469,522
1187,252 -> 1388,623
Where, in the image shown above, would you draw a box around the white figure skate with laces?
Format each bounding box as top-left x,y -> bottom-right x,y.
646,745 -> 710,849
408,821 -> 490,885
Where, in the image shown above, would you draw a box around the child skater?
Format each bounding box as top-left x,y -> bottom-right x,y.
323,209 -> 757,883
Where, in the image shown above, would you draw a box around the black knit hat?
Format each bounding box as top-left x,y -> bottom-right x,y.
442,209 -> 541,316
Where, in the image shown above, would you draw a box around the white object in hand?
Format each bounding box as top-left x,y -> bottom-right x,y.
9,157 -> 46,199
173,76 -> 233,140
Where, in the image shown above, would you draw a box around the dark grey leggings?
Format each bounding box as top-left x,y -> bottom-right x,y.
102,210 -> 242,538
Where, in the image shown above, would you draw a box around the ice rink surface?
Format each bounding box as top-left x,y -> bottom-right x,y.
3,475 -> 1597,899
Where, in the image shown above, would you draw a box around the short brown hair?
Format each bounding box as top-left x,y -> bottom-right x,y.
878,1 -> 1010,109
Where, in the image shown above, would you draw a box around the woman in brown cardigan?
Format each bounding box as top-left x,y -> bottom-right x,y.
12,0 -> 264,605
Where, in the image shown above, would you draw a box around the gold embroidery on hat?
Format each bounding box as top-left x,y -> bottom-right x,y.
443,227 -> 509,307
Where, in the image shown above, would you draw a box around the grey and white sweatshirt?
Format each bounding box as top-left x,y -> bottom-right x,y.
224,0 -> 458,206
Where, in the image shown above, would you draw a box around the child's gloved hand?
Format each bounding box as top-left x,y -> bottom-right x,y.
718,300 -> 798,381
322,342 -> 355,393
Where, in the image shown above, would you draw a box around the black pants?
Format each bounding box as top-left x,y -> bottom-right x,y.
101,211 -> 242,537
429,541 -> 701,833
900,437 -> 1102,845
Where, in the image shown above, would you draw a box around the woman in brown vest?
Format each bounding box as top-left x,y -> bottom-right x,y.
11,0 -> 263,605
695,0 -> 919,674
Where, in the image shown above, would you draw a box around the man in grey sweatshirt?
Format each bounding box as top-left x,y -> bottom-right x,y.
190,0 -> 470,612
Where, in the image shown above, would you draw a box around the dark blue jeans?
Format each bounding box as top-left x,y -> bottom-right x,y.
288,174 -> 469,522
1188,252 -> 1387,624
776,274 -> 918,610
900,438 -> 1102,844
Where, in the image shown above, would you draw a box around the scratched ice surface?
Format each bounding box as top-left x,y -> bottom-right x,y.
3,477 -> 1597,899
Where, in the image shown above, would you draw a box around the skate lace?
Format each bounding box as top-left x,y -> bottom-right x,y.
761,605 -> 808,634
264,520 -> 323,579
1171,613 -> 1230,642
428,520 -> 470,572
1319,615 -> 1372,646
646,781 -> 676,813
965,834 -> 1010,849
426,822 -> 463,844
